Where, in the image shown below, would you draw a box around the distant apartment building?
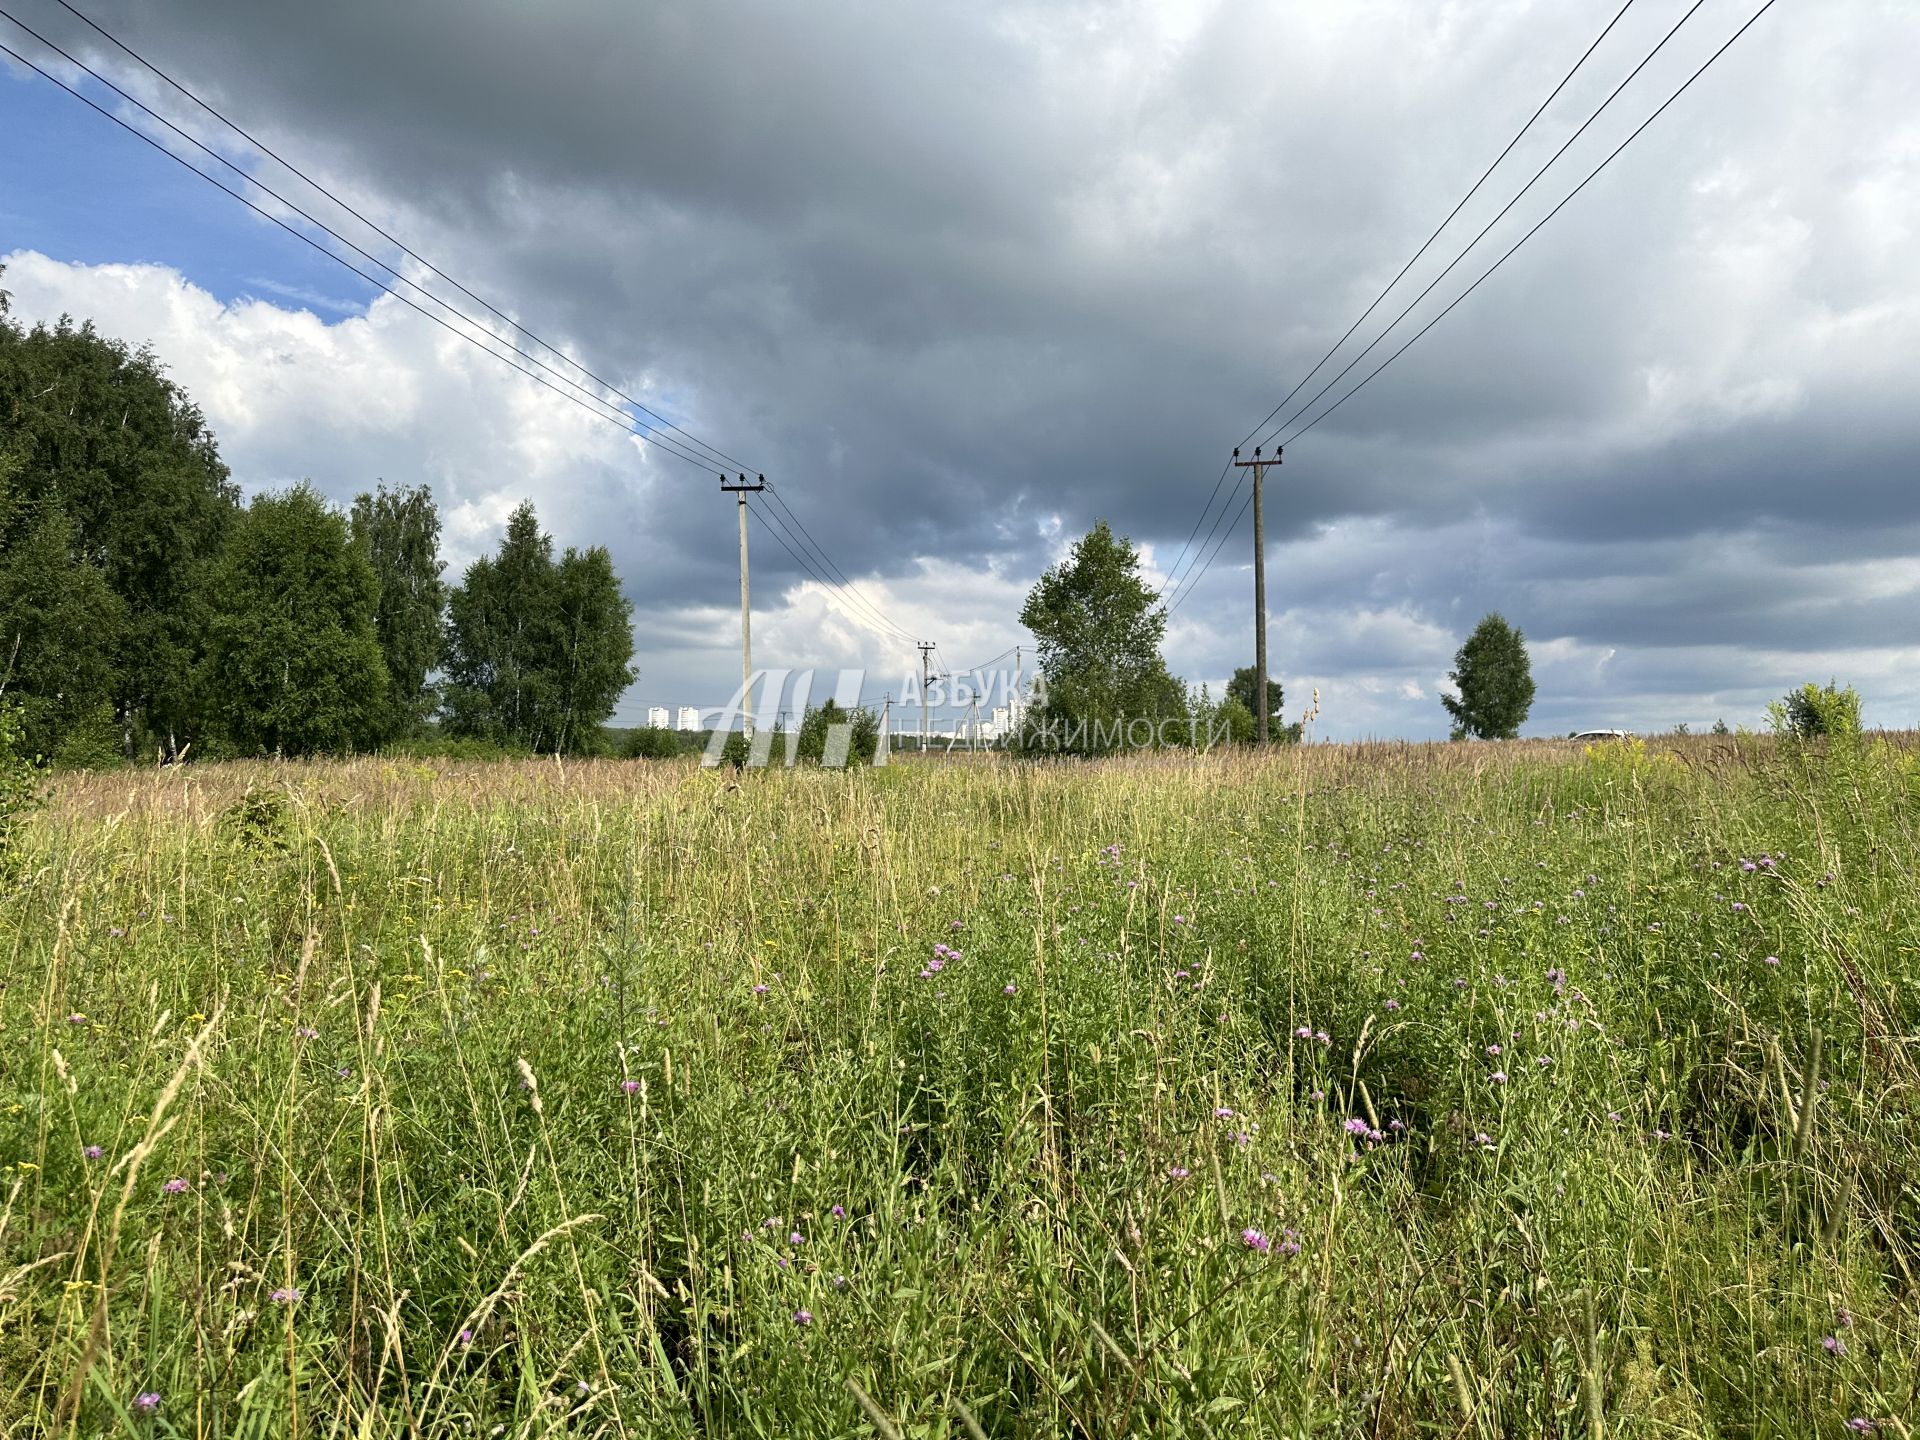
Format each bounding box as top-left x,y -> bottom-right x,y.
646,705 -> 669,729
676,706 -> 702,731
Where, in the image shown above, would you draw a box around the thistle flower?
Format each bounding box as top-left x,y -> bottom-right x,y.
619,1078 -> 642,1095
270,1287 -> 301,1305
84,1145 -> 103,1160
794,1309 -> 814,1326
162,1177 -> 189,1195
1240,1228 -> 1271,1253
133,1392 -> 161,1415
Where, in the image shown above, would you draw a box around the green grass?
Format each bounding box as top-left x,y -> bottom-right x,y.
2,737 -> 1917,1437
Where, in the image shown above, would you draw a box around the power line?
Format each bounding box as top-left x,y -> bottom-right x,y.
1235,0 -> 1641,452
1253,0 -> 1709,451
1172,0 -> 1782,618
759,482 -> 922,644
1164,480 -> 1254,618
1276,0 -> 1781,449
0,33 -> 735,479
1152,456 -> 1234,601
44,0 -> 750,476
6,15 -> 927,656
742,499 -> 925,649
1160,0 -> 1642,609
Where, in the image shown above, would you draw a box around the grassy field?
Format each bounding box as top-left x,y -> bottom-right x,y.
1,736 -> 1916,1437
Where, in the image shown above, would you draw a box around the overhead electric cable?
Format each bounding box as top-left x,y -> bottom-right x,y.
1274,0 -> 1781,448
758,482 -> 923,643
1168,0 -> 1781,618
0,9 -> 737,475
1161,0 -> 1641,606
6,17 -> 923,651
1253,0 -> 1709,451
45,0 -> 750,475
0,37 -> 743,479
1235,0 -> 1640,451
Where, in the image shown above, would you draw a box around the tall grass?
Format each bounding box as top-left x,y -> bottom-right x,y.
1,737 -> 1916,1436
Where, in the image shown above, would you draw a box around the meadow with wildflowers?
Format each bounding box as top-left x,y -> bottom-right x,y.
1,735 -> 1916,1436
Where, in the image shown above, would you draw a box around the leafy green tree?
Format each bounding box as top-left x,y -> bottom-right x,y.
443,502 -> 635,753
1441,613 -> 1536,740
201,485 -> 389,756
0,442 -> 126,762
1227,666 -> 1284,733
1018,521 -> 1185,754
0,503 -> 126,764
0,286 -> 237,750
350,482 -> 445,743
443,502 -> 560,747
550,545 -> 637,753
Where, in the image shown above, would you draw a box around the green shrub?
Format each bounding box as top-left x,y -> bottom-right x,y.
622,726 -> 684,760
1768,680 -> 1861,739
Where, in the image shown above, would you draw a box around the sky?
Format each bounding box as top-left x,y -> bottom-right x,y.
1,0 -> 1915,738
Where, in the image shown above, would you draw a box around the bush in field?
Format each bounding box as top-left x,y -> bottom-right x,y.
1769,680 -> 1861,740
623,726 -> 683,760
795,700 -> 879,764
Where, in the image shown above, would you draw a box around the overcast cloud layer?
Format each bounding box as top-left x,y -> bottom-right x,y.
3,0 -> 1916,735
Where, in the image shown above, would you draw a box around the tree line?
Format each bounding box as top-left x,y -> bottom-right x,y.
0,281 -> 634,763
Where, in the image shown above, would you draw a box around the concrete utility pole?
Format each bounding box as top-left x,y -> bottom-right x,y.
917,642 -> 937,754
1231,446 -> 1281,744
721,472 -> 766,735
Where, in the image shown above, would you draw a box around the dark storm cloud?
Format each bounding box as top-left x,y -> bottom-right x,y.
11,0 -> 1916,732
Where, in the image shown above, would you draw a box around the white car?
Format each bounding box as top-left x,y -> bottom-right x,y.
1570,729 -> 1631,742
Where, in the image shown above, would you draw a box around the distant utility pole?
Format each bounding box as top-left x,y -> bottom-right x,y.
1231,446 -> 1280,744
917,641 -> 937,754
721,472 -> 766,735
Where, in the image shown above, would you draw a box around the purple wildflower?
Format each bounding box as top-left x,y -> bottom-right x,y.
1822,1335 -> 1847,1356
794,1309 -> 813,1326
830,1205 -> 846,1218
162,1177 -> 189,1195
619,1078 -> 642,1095
84,1145 -> 103,1160
1214,1106 -> 1234,1119
1167,1165 -> 1190,1180
270,1287 -> 301,1305
1343,1118 -> 1369,1136
1240,1228 -> 1271,1254
1490,1071 -> 1508,1085
133,1392 -> 161,1415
